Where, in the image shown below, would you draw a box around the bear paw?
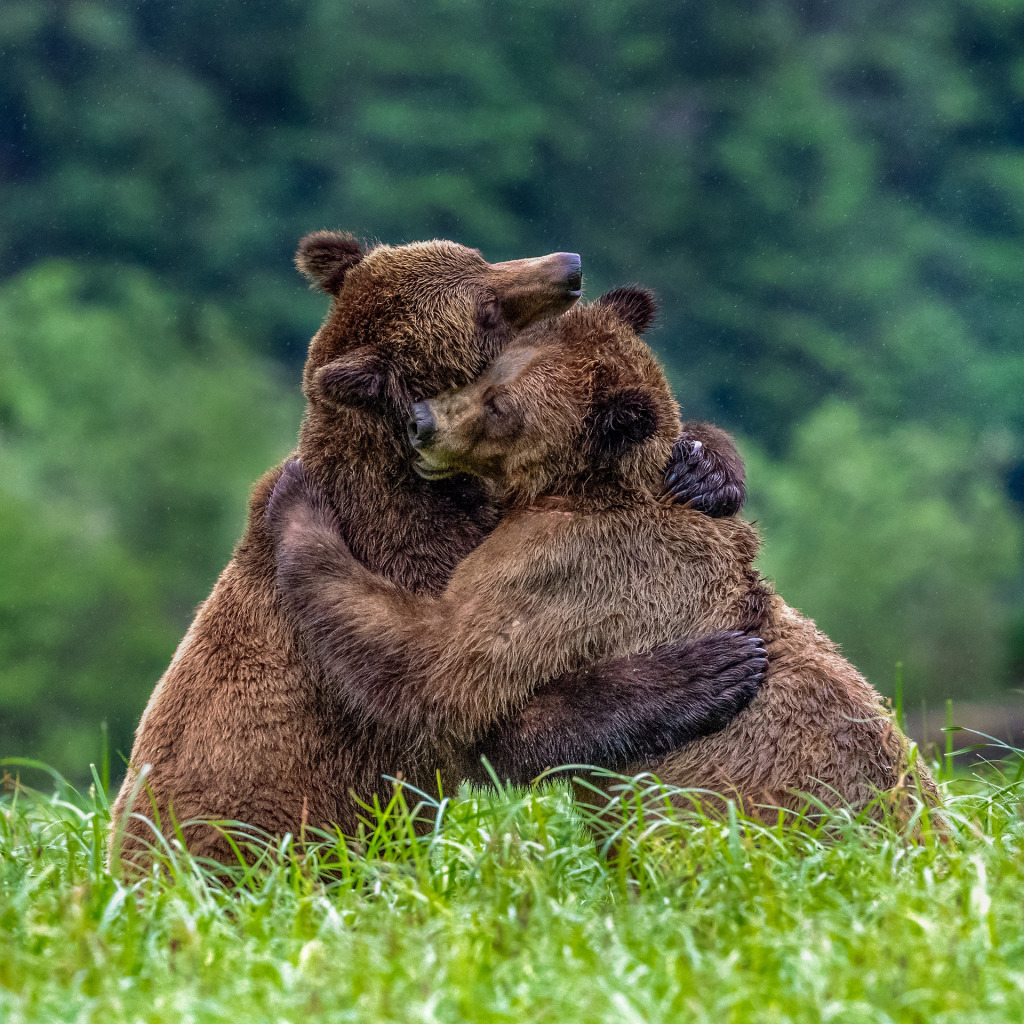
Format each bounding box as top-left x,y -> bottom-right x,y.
663,436 -> 746,517
678,631 -> 767,733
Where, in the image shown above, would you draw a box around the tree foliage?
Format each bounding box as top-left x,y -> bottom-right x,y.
745,403 -> 1022,701
0,263 -> 300,769
1,0 -> 1022,771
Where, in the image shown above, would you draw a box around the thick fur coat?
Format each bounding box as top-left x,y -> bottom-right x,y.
110,238 -> 762,868
268,289 -> 940,824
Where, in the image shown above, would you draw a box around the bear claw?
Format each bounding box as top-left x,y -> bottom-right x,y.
663,435 -> 745,517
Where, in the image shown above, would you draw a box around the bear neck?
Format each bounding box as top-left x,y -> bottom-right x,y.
295,404 -> 499,593
503,463 -> 660,515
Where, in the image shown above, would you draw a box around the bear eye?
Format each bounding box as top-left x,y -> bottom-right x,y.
485,395 -> 504,419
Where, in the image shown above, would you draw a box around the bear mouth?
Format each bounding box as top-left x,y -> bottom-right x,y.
412,457 -> 457,481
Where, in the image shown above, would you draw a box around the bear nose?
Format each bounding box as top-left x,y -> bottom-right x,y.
407,402 -> 437,448
553,252 -> 582,295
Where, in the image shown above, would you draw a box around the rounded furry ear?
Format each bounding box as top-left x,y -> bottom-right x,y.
588,385 -> 661,460
597,287 -> 658,334
307,349 -> 394,410
295,231 -> 365,295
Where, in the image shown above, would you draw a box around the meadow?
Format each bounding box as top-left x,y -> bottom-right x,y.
2,748 -> 1022,1024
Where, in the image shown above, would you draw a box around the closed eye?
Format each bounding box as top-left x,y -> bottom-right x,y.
484,392 -> 524,438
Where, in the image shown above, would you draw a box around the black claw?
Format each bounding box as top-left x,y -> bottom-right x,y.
664,434 -> 745,518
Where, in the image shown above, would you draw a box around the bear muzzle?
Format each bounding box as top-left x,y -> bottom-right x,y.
408,402 -> 437,448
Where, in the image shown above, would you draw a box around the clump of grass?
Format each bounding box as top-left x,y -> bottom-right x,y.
2,750 -> 1023,1023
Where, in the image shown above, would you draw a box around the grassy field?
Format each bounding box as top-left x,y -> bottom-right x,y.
1,754 -> 1022,1024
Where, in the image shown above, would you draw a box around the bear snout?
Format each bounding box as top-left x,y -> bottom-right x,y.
551,252 -> 582,296
408,402 -> 437,448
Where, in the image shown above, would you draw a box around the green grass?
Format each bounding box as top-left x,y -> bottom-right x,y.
2,755 -> 1023,1024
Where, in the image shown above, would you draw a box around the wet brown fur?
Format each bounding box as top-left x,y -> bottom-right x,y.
109,238 -> 759,869
270,292 -> 940,826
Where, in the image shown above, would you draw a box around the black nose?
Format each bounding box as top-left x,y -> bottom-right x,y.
555,252 -> 582,295
407,402 -> 436,448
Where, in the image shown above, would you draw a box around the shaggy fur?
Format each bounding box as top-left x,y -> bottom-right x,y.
268,288 -> 940,824
110,237 -> 760,869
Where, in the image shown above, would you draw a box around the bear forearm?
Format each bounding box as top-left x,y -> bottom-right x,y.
284,577 -> 440,734
286,568 -> 520,743
469,631 -> 767,785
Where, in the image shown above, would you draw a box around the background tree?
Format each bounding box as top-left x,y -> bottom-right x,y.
0,262 -> 299,769
1,0 -> 1021,776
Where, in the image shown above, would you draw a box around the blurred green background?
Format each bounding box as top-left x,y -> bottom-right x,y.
2,0 -> 1023,779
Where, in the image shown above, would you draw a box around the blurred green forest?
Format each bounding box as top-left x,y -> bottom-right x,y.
2,0 -> 1023,777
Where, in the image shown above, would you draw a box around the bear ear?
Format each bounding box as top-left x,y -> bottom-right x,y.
597,287 -> 658,335
295,231 -> 365,295
307,349 -> 394,410
588,384 -> 661,461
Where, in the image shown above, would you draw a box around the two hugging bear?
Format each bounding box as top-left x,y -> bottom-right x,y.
111,233 -> 938,868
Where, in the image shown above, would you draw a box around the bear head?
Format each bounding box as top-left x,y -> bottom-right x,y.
405,287 -> 680,506
295,232 -> 583,420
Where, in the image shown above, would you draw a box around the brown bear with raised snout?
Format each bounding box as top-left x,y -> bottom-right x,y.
110,234 -> 765,869
266,286 -> 941,822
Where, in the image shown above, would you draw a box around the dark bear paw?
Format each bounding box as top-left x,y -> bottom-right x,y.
663,435 -> 746,517
643,631 -> 767,749
265,459 -> 339,549
679,631 -> 767,733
